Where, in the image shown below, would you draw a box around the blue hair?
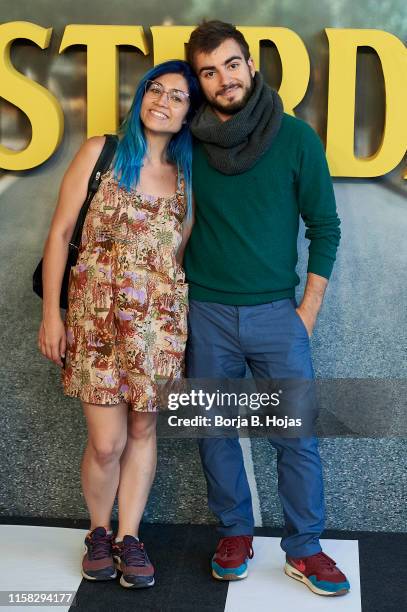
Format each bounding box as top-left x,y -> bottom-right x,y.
113,60 -> 201,219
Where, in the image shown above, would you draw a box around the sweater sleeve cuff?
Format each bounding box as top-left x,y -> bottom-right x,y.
307,252 -> 335,280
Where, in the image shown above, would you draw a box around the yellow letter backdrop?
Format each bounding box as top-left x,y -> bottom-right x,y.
151,26 -> 194,64
239,27 -> 311,116
326,29 -> 407,177
60,25 -> 149,137
1,24 -> 406,176
0,21 -> 64,171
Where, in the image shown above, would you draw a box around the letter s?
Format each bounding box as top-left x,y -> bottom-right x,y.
0,21 -> 64,171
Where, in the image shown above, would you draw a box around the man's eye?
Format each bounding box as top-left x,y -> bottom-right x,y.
229,63 -> 239,70
204,71 -> 215,79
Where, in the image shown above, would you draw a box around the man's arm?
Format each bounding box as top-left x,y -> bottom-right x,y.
296,272 -> 328,337
296,121 -> 341,335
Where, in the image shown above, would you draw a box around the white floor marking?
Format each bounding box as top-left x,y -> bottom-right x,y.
239,437 -> 263,527
0,175 -> 19,198
0,525 -> 86,611
225,537 -> 361,612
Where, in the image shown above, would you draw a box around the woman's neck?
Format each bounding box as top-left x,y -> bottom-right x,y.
144,130 -> 172,165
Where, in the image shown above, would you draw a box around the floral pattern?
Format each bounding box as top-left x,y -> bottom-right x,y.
62,169 -> 188,411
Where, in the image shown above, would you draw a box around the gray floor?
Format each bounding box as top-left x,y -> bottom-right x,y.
0,150 -> 406,530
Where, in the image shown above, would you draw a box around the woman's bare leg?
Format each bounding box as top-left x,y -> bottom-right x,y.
81,401 -> 128,531
116,411 -> 157,539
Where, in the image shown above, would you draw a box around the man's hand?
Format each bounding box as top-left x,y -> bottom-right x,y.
296,304 -> 317,338
296,272 -> 328,337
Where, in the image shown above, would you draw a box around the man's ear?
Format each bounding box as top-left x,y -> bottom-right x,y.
248,56 -> 255,77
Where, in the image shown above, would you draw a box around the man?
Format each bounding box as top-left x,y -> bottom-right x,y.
183,21 -> 350,597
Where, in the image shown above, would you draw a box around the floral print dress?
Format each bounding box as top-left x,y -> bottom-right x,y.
62,168 -> 188,411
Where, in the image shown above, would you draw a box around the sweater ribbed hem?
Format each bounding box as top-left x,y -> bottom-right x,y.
307,252 -> 335,280
188,284 -> 295,306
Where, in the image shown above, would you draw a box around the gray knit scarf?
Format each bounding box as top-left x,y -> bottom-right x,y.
190,72 -> 284,175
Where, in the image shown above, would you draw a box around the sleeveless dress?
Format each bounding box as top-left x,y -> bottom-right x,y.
62,167 -> 188,412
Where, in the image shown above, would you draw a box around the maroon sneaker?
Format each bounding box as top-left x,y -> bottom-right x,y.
211,536 -> 254,580
117,535 -> 155,589
81,527 -> 116,581
285,551 -> 350,596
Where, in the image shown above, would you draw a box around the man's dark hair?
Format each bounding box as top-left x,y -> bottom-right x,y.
187,20 -> 250,68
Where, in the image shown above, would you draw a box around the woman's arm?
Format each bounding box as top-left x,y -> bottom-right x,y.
38,136 -> 105,366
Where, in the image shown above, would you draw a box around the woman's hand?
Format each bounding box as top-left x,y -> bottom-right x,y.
38,315 -> 66,367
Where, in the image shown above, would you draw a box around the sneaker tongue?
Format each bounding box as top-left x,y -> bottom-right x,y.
92,527 -> 107,537
123,535 -> 139,545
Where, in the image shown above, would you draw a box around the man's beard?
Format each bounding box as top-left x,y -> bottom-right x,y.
209,79 -> 254,116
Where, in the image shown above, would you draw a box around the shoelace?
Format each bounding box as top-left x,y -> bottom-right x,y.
305,552 -> 337,573
218,536 -> 254,559
88,533 -> 112,560
123,541 -> 149,567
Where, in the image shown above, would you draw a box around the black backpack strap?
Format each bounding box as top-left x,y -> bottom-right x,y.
68,134 -> 119,264
87,133 -> 119,194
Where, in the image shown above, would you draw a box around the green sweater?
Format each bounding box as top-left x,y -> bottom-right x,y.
184,113 -> 340,305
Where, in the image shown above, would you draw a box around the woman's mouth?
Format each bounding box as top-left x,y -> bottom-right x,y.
149,109 -> 169,119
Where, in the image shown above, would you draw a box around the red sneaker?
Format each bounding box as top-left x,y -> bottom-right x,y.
285,551 -> 350,596
211,536 -> 254,581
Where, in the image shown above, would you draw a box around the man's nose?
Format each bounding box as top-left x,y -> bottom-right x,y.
218,69 -> 233,87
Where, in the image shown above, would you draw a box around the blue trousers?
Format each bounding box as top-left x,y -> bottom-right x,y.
186,298 -> 324,557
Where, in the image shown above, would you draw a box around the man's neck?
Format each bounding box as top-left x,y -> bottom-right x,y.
211,107 -> 232,123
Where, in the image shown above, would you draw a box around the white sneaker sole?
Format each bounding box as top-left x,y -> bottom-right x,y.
284,562 -> 349,597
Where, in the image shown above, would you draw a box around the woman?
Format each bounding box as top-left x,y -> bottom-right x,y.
38,60 -> 200,589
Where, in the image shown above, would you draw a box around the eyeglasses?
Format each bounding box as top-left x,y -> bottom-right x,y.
144,80 -> 190,108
